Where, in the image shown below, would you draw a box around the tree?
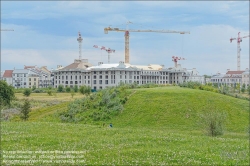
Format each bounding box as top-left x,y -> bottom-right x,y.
79,85 -> 91,95
66,87 -> 71,93
241,83 -> 246,93
23,88 -> 31,97
0,80 -> 15,108
57,85 -> 64,92
247,85 -> 250,95
73,85 -> 78,92
20,99 -> 31,121
236,83 -> 240,93
32,85 -> 36,91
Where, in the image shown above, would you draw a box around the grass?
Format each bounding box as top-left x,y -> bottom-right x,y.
1,122 -> 248,165
15,92 -> 84,101
1,86 -> 249,165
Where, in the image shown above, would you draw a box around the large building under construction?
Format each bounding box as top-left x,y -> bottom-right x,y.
52,32 -> 204,90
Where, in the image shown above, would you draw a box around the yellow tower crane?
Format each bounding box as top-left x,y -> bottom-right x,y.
104,24 -> 190,64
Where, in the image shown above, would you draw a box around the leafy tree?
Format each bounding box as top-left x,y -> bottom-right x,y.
241,83 -> 246,93
79,85 -> 91,95
236,83 -> 240,93
23,88 -> 31,97
32,85 -> 36,91
73,85 -> 78,92
66,87 -> 71,93
57,85 -> 64,92
20,99 -> 31,121
0,80 -> 15,108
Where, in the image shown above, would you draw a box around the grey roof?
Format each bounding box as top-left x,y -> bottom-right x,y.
12,69 -> 29,74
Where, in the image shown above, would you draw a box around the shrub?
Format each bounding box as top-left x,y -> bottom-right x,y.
66,87 -> 71,93
57,85 -> 64,92
20,99 -> 31,121
47,90 -> 52,96
79,85 -> 91,95
199,110 -> 226,137
73,85 -> 78,92
23,88 -> 31,97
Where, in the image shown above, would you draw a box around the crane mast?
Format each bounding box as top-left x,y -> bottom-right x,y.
104,26 -> 190,64
93,45 -> 115,64
230,32 -> 250,71
172,56 -> 185,67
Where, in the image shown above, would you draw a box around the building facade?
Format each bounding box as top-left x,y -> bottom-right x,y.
52,59 -> 201,90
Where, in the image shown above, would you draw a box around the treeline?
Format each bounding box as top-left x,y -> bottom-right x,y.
179,81 -> 250,100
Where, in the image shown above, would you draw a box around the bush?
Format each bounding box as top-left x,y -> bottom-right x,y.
47,90 -> 52,96
57,85 -> 64,92
20,99 -> 31,121
79,85 -> 91,95
200,110 -> 226,137
33,89 -> 44,93
66,87 -> 71,93
73,85 -> 78,92
23,88 -> 31,97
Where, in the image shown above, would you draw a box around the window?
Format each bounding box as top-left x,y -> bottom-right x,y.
99,75 -> 102,79
75,76 -> 77,79
94,75 -> 96,79
105,71 -> 108,74
99,80 -> 102,84
94,71 -> 96,74
99,71 -> 102,74
75,81 -> 78,84
105,80 -> 108,84
100,86 -> 102,89
105,75 -> 108,79
94,80 -> 96,84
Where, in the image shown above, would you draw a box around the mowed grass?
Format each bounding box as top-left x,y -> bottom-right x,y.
2,87 -> 249,165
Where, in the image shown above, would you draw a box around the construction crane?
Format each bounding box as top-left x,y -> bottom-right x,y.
93,45 -> 115,64
1,29 -> 14,31
172,56 -> 185,67
104,22 -> 190,64
230,32 -> 250,71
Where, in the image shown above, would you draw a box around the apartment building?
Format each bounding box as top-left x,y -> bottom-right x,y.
2,70 -> 13,86
52,59 -> 194,90
182,68 -> 205,84
12,69 -> 40,89
211,69 -> 246,87
241,69 -> 249,86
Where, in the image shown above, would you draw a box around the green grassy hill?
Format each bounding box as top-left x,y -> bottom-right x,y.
3,86 -> 248,165
111,87 -> 248,133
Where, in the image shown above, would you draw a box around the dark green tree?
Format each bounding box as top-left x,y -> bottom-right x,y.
23,88 -> 31,97
73,85 -> 78,92
0,80 -> 15,108
20,99 -> 31,121
57,85 -> 64,92
66,87 -> 71,93
241,83 -> 246,93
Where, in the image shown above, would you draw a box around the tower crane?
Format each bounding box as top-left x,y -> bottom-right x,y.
104,22 -> 190,64
93,45 -> 115,64
230,32 -> 249,71
1,29 -> 14,31
172,56 -> 185,67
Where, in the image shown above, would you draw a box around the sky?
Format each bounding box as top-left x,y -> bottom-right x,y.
1,1 -> 249,75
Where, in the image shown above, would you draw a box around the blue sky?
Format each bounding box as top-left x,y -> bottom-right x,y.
1,1 -> 249,75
